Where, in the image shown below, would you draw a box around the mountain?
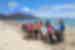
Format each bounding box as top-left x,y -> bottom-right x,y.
0,13 -> 38,20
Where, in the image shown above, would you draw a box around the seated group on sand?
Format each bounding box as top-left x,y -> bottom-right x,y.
22,18 -> 65,43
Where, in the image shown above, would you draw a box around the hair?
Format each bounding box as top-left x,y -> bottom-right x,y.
45,19 -> 51,27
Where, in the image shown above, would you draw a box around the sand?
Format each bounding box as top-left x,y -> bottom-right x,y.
65,26 -> 75,50
0,20 -> 74,50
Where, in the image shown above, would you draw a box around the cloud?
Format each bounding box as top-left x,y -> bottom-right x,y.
7,1 -> 33,14
8,2 -> 19,8
33,4 -> 75,18
8,1 -> 19,11
21,7 -> 31,13
20,7 -> 35,15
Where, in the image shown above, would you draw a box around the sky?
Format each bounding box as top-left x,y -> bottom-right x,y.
0,0 -> 75,18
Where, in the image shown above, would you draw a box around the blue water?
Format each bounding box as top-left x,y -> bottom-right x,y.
16,18 -> 75,26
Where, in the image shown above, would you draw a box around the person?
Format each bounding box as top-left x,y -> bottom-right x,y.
45,20 -> 55,43
33,20 -> 42,40
25,23 -> 33,39
54,24 -> 61,42
41,24 -> 47,42
58,18 -> 65,40
54,18 -> 65,42
47,23 -> 55,43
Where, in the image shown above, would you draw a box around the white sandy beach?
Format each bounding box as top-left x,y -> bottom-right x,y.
0,20 -> 75,50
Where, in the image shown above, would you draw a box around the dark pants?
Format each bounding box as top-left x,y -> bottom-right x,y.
40,32 -> 48,42
28,30 -> 33,37
55,31 -> 62,42
33,30 -> 39,39
48,33 -> 55,43
60,30 -> 64,40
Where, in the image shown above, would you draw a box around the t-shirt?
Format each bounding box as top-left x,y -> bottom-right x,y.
41,26 -> 47,35
33,23 -> 42,30
27,24 -> 33,31
60,24 -> 65,31
33,24 -> 38,30
54,25 -> 60,31
37,23 -> 42,30
54,24 -> 65,31
47,25 -> 53,33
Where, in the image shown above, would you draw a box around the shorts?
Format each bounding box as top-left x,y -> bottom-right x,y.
34,29 -> 39,34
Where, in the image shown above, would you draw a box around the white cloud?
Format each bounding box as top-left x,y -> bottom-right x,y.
8,1 -> 34,14
20,7 -> 35,15
21,7 -> 31,13
33,4 -> 75,18
8,1 -> 19,11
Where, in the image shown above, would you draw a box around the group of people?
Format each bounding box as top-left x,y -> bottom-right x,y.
22,18 -> 65,44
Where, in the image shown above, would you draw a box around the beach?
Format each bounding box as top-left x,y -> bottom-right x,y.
65,26 -> 75,50
0,20 -> 75,50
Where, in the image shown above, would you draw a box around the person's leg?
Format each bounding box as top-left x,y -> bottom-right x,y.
38,30 -> 42,40
32,30 -> 35,39
33,30 -> 38,39
29,31 -> 33,38
43,33 -> 49,43
60,31 -> 64,41
48,33 -> 55,43
55,31 -> 61,42
40,29 -> 45,40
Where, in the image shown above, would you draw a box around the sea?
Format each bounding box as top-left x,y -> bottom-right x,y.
16,18 -> 75,26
